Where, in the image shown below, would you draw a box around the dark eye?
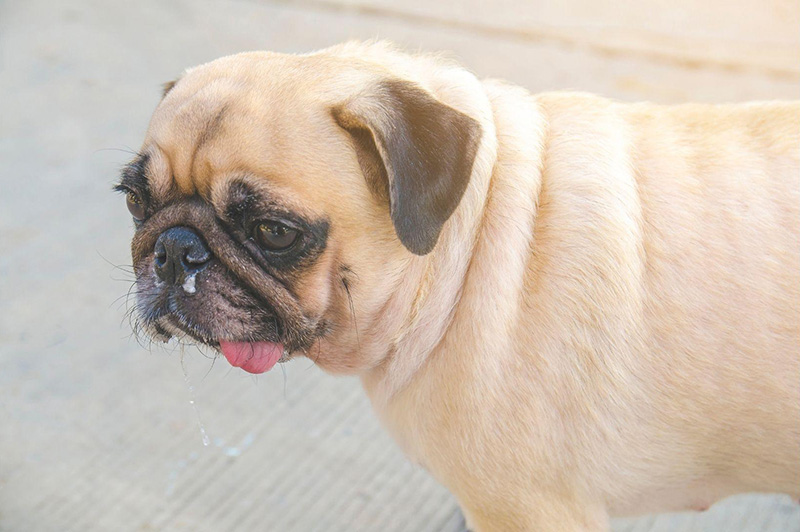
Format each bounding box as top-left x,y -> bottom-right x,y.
126,191 -> 146,221
253,221 -> 299,251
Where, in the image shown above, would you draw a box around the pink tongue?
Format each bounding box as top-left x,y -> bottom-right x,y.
219,341 -> 283,374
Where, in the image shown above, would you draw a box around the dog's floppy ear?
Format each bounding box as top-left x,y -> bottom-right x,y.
333,80 -> 482,255
161,78 -> 181,98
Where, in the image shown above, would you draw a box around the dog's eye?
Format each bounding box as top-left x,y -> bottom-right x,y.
253,221 -> 299,251
126,191 -> 146,221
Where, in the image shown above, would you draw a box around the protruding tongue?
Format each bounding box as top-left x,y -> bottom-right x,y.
219,341 -> 283,374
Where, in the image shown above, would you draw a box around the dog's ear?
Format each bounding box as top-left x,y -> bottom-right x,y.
161,78 -> 180,98
333,80 -> 482,255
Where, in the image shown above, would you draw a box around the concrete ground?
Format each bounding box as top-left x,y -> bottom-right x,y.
1,0 -> 798,530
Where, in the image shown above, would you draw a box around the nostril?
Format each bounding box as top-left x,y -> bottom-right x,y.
154,243 -> 167,268
153,226 -> 212,285
184,247 -> 211,267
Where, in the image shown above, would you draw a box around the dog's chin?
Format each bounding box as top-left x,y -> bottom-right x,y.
150,313 -> 218,347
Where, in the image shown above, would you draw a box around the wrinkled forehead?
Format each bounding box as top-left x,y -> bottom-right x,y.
138,53 -> 367,207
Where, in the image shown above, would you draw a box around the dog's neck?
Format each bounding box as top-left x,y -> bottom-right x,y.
362,77 -> 546,408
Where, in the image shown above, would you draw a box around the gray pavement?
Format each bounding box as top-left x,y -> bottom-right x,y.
1,1 -> 798,531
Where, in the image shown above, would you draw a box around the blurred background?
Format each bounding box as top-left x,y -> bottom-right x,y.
1,0 -> 798,530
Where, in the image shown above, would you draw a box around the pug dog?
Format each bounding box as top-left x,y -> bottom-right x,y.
117,41 -> 799,531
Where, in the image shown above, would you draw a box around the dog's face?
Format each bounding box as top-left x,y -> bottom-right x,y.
117,49 -> 481,374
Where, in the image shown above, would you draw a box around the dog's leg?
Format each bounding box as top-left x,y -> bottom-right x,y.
458,492 -> 609,532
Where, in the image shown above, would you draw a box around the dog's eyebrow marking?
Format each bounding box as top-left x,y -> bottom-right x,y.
115,152 -> 151,200
224,180 -> 257,226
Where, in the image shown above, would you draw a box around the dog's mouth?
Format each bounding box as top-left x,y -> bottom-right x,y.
151,311 -> 287,375
135,261 -> 294,375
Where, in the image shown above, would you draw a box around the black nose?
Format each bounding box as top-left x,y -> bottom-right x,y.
153,227 -> 212,285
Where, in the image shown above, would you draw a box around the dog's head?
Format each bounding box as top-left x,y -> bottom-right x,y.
117,44 -> 482,374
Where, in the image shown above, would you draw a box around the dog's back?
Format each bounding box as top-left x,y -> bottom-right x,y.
518,92 -> 799,514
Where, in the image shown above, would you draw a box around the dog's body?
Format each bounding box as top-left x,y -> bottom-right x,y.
121,42 -> 799,530
364,84 -> 800,530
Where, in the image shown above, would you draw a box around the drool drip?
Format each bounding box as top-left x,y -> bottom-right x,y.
180,346 -> 209,446
182,273 -> 197,294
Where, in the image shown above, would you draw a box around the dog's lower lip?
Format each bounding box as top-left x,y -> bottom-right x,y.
162,314 -> 217,346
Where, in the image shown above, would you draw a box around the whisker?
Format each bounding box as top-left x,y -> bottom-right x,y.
96,250 -> 135,274
342,275 -> 361,355
94,145 -> 141,158
202,354 -> 218,381
194,343 -> 216,361
307,336 -> 322,370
